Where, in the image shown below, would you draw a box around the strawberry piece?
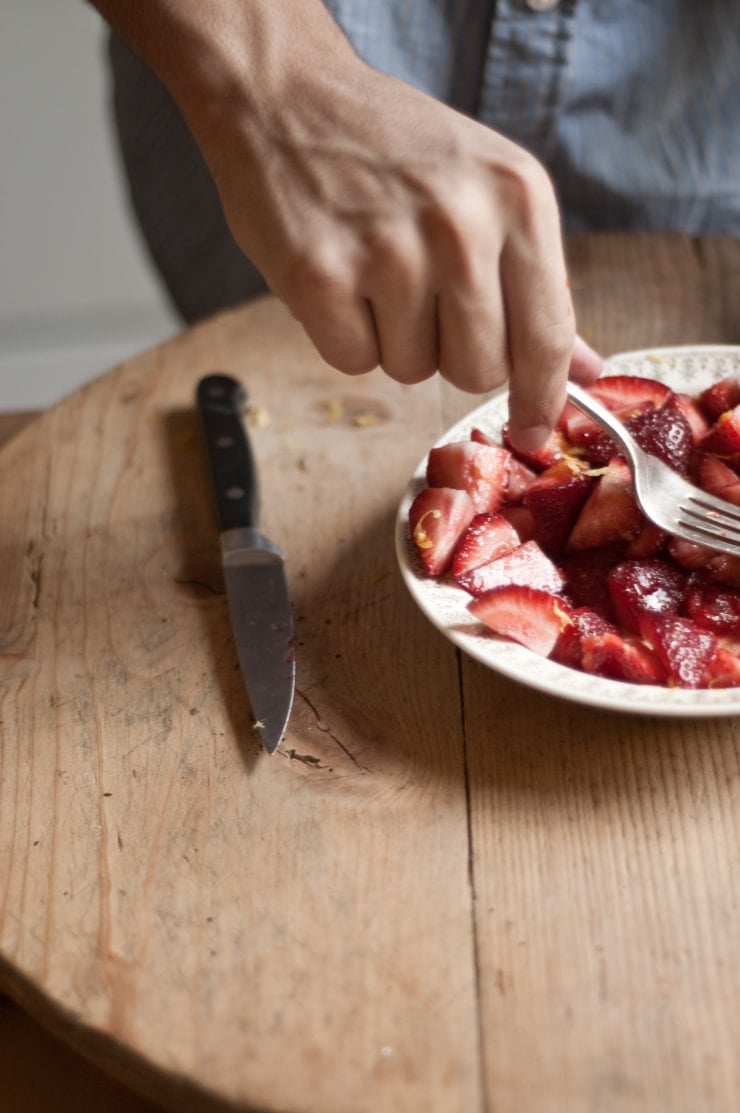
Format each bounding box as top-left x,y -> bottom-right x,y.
505,458 -> 538,503
564,400 -> 652,468
456,540 -> 565,597
451,513 -> 520,577
672,393 -> 710,444
499,505 -> 537,541
626,401 -> 693,473
469,585 -> 575,658
552,607 -> 617,669
607,558 -> 686,633
705,554 -> 740,590
625,519 -> 668,558
559,543 -> 626,620
566,456 -> 643,552
698,376 -> 740,422
638,613 -> 718,688
667,536 -> 715,571
580,631 -> 668,684
704,647 -> 740,688
684,579 -> 740,634
696,453 -> 740,505
523,458 -> 596,557
699,405 -> 740,459
501,423 -> 568,472
427,441 -> 511,514
588,375 -> 672,412
409,487 -> 476,576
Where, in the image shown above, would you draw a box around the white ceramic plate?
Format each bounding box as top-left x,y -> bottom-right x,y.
396,345 -> 740,717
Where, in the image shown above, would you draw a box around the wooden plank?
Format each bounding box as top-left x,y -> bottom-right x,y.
466,232 -> 740,1113
0,298 -> 480,1112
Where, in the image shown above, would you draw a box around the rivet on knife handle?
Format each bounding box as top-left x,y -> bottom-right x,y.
196,373 -> 295,755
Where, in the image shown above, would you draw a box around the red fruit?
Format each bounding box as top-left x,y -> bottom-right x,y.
626,401 -> 693,473
699,405 -> 740,459
499,504 -> 537,541
501,423 -> 568,472
638,613 -> 718,688
427,440 -> 511,513
409,487 -> 476,576
705,554 -> 740,590
696,453 -> 740,505
672,393 -> 710,444
552,607 -> 617,669
588,375 -> 672,412
607,558 -> 686,633
684,579 -> 740,634
559,543 -> 626,620
523,458 -> 596,556
667,536 -> 715,571
505,458 -> 538,503
566,457 -> 643,551
704,647 -> 740,688
451,513 -> 520,577
698,376 -> 740,422
625,519 -> 668,558
456,540 -> 565,597
469,585 -> 575,658
580,631 -> 668,685
470,426 -> 496,446
565,400 -> 653,469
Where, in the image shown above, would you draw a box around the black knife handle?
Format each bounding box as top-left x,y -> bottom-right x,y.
197,373 -> 259,533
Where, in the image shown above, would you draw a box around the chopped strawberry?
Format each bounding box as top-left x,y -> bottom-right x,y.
696,453 -> 740,505
408,487 -> 476,576
451,513 -> 520,577
499,504 -> 537,541
625,519 -> 668,558
501,423 -> 569,472
699,405 -> 740,459
706,554 -> 740,590
559,544 -> 626,620
704,647 -> 740,688
566,456 -> 643,551
684,579 -> 740,634
588,375 -> 672,412
469,585 -> 575,658
456,540 -> 565,597
523,458 -> 596,556
581,631 -> 668,684
626,401 -> 693,473
698,376 -> 740,422
638,613 -> 718,689
672,393 -> 710,444
505,458 -> 538,503
607,558 -> 686,634
426,441 -> 511,514
552,607 -> 617,669
469,425 -> 496,446
667,536 -> 716,571
564,400 -> 652,469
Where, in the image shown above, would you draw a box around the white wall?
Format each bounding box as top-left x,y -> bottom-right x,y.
0,0 -> 177,409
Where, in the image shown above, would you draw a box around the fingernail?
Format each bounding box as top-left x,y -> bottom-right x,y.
509,423 -> 551,452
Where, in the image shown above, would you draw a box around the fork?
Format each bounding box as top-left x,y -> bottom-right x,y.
565,380 -> 740,558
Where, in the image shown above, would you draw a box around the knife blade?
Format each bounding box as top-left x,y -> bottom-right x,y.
196,373 -> 295,754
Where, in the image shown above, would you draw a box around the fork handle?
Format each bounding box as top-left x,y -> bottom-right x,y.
565,381 -> 640,468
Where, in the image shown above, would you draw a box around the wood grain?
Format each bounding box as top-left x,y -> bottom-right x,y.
1,234 -> 739,1113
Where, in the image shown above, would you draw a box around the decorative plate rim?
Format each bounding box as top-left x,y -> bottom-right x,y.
395,344 -> 740,718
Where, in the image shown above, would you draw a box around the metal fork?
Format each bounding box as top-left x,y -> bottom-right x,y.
566,380 -> 740,558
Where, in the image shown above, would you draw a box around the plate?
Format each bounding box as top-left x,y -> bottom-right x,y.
396,345 -> 740,717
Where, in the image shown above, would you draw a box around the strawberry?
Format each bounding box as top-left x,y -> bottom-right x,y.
607,558 -> 686,634
638,613 -> 718,688
696,453 -> 740,505
426,440 -> 511,514
672,393 -> 710,444
501,423 -> 569,472
704,647 -> 740,688
523,458 -> 596,556
667,536 -> 716,571
588,375 -> 672,412
456,540 -> 565,597
559,543 -> 626,620
499,504 -> 537,542
469,585 -> 575,658
625,519 -> 668,559
552,607 -> 617,669
699,405 -> 740,460
468,428 -> 537,501
580,631 -> 668,684
626,401 -> 693,473
470,426 -> 495,446
451,513 -> 520,577
566,457 -> 643,551
705,554 -> 740,590
684,579 -> 740,634
698,376 -> 740,423
409,487 -> 476,576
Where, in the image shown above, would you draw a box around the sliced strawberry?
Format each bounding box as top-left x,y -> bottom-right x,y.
626,401 -> 693,473
625,519 -> 668,558
559,543 -> 626,621
456,540 -> 565,597
469,426 -> 496,446
672,393 -> 710,444
638,613 -> 718,689
580,631 -> 668,685
698,376 -> 740,422
588,375 -> 672,412
566,456 -> 643,552
699,405 -> 740,459
704,647 -> 740,688
706,554 -> 740,590
468,585 -> 575,658
696,453 -> 740,506
499,505 -> 537,542
408,487 -> 476,576
607,558 -> 686,634
684,579 -> 740,634
552,607 -> 617,669
426,441 -> 511,514
505,458 -> 538,503
667,536 -> 716,571
451,513 -> 520,577
564,400 -> 652,469
501,423 -> 568,472
523,458 -> 596,556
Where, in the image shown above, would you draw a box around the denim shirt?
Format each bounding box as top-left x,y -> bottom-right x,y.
324,0 -> 740,233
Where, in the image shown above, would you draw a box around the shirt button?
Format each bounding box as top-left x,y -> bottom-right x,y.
526,0 -> 560,9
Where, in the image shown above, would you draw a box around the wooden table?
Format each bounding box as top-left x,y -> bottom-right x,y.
1,233 -> 739,1113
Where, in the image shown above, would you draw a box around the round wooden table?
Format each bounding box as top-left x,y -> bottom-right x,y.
1,233 -> 739,1113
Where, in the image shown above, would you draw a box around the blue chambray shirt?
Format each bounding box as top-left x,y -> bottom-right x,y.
323,0 -> 740,233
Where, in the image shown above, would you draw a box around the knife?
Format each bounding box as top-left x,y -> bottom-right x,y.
196,373 -> 295,754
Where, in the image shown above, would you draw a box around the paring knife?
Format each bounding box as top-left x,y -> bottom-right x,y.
197,373 -> 295,754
